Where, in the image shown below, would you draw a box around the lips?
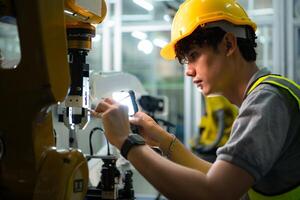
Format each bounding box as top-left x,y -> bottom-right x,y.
193,79 -> 203,88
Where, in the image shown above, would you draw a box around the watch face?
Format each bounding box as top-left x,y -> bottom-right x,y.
129,134 -> 145,145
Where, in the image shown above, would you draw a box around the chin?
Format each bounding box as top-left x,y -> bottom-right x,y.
197,87 -> 203,93
199,88 -> 210,96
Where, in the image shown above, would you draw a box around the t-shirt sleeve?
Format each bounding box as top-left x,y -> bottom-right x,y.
216,85 -> 291,182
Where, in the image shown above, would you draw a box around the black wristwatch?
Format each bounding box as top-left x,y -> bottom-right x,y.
121,134 -> 145,159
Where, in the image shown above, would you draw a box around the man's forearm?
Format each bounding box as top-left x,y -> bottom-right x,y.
127,145 -> 215,200
159,133 -> 212,173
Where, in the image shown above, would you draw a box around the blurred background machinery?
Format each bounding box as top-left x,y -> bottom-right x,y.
191,95 -> 238,163
0,0 -> 300,199
1,0 -> 299,153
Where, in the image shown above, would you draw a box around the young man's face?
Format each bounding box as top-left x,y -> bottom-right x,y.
184,42 -> 232,96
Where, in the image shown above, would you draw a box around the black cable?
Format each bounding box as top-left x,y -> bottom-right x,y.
155,193 -> 161,200
53,129 -> 57,146
106,134 -> 110,155
89,127 -> 111,156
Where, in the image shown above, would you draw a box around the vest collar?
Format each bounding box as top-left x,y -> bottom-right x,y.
243,68 -> 271,99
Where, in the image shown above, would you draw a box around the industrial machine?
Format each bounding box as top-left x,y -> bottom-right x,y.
191,95 -> 238,162
0,0 -> 172,198
53,71 -> 169,199
0,0 -> 106,199
69,72 -> 148,200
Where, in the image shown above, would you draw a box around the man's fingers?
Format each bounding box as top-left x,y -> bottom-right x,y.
95,100 -> 111,113
103,97 -> 117,104
90,110 -> 102,118
93,100 -> 127,118
129,116 -> 140,124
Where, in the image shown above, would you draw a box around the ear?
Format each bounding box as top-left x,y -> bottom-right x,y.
222,32 -> 237,56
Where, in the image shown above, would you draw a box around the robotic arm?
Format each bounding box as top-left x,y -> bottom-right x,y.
61,0 -> 106,147
0,0 -> 106,199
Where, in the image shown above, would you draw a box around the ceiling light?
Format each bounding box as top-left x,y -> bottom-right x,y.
153,38 -> 168,48
138,40 -> 153,54
131,31 -> 147,40
163,14 -> 171,22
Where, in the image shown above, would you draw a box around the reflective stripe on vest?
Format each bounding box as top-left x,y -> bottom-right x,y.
248,186 -> 300,200
247,74 -> 300,110
247,74 -> 300,199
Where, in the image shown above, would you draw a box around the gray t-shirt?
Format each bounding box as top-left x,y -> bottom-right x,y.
216,68 -> 300,195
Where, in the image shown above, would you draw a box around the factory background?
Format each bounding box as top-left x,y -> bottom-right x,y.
1,0 -> 299,145
0,0 -> 300,199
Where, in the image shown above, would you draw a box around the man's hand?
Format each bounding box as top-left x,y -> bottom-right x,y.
94,98 -> 131,149
130,112 -> 170,148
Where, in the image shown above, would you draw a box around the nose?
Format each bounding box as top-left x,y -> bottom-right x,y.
185,64 -> 196,77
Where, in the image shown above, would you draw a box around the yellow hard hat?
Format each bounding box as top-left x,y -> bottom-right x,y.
160,0 -> 257,60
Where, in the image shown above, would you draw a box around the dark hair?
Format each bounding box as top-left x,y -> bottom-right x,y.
175,25 -> 257,64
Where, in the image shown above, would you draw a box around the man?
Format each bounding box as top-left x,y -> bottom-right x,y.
94,0 -> 300,199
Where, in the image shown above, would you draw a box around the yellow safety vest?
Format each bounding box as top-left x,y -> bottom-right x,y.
246,74 -> 300,200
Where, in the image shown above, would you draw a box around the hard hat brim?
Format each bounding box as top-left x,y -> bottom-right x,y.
160,42 -> 176,60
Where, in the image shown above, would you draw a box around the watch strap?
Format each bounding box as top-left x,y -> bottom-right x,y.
120,134 -> 145,159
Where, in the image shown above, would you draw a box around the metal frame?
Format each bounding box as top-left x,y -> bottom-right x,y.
287,0 -> 299,82
287,0 -> 294,80
102,1 -> 112,71
273,0 -> 286,75
114,0 -> 122,71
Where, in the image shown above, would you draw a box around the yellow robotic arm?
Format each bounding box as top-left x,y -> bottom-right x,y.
0,0 -> 106,199
64,0 -> 106,24
191,95 -> 238,162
